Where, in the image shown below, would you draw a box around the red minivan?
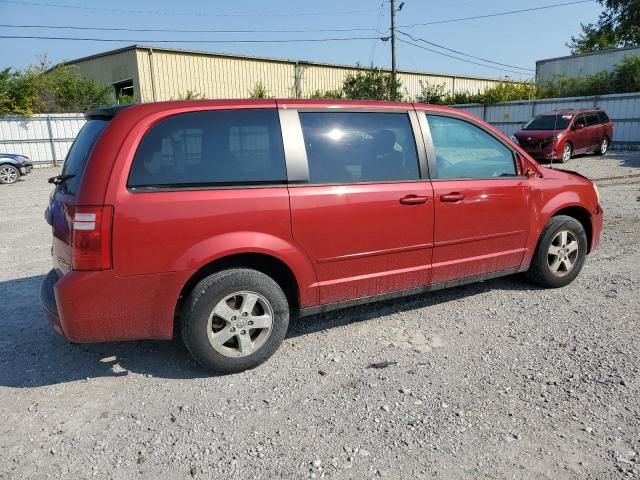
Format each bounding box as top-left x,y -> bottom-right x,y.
513,108 -> 613,163
41,99 -> 603,373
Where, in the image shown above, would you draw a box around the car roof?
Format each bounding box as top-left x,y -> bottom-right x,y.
87,98 -> 471,120
540,108 -> 603,116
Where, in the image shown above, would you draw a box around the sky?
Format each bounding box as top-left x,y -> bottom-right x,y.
0,0 -> 604,81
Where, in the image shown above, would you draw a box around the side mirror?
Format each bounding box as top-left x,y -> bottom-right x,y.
574,123 -> 584,130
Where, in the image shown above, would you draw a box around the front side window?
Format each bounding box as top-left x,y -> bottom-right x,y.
128,109 -> 286,187
298,112 -> 420,184
427,115 -> 517,180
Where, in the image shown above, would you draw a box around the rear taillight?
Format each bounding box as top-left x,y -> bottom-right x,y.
71,205 -> 113,271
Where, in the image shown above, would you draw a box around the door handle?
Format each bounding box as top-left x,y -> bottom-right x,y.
440,192 -> 465,203
399,195 -> 428,205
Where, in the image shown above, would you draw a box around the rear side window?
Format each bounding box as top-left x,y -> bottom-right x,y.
60,119 -> 108,195
128,109 -> 286,188
298,112 -> 420,184
427,115 -> 516,179
585,112 -> 600,126
597,111 -> 610,123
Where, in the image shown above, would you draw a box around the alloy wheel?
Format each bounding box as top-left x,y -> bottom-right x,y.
0,166 -> 18,184
547,230 -> 579,277
207,291 -> 274,358
562,144 -> 572,162
600,138 -> 608,154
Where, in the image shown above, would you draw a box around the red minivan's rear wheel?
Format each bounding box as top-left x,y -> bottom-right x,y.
181,268 -> 290,374
526,215 -> 588,288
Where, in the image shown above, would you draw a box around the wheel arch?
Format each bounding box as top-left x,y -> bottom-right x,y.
549,205 -> 593,253
174,252 -> 305,334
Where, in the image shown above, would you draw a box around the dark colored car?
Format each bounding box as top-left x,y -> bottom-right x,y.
0,153 -> 33,184
513,109 -> 613,163
41,99 -> 603,373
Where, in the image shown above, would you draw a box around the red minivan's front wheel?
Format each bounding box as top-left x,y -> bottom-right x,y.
181,268 -> 290,374
559,143 -> 572,163
597,137 -> 608,156
526,215 -> 588,288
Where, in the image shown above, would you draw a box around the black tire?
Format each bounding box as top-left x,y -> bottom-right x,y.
181,268 -> 289,374
596,137 -> 609,156
558,142 -> 572,164
0,165 -> 20,184
526,215 -> 588,288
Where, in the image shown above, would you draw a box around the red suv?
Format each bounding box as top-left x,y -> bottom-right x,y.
513,109 -> 613,163
41,100 -> 603,373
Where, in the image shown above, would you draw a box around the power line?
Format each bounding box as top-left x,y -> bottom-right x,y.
398,38 -> 534,76
0,0 -> 376,17
0,34 -> 380,44
368,0 -> 387,65
0,23 -> 381,34
399,0 -> 594,27
397,31 -> 534,72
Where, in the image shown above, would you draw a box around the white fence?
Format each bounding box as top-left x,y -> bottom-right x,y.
0,114 -> 86,166
1,92 -> 639,166
453,92 -> 640,149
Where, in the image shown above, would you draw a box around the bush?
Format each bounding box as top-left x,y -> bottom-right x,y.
309,89 -> 343,99
117,93 -> 136,104
415,81 -> 447,104
248,81 -> 271,99
178,90 -> 202,100
342,68 -> 402,101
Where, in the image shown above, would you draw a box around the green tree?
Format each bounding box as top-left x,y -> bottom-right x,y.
39,64 -> 113,112
0,68 -> 39,115
612,54 -> 640,91
568,0 -> 640,53
0,60 -> 113,115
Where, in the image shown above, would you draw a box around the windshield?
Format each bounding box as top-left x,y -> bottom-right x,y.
522,114 -> 572,131
60,120 -> 108,195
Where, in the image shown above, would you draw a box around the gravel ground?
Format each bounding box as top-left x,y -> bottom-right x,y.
1,152 -> 639,480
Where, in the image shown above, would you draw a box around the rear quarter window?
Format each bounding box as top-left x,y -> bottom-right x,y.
128,109 -> 286,188
60,119 -> 108,195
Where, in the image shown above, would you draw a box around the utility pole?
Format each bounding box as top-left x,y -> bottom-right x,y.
388,1 -> 404,99
390,0 -> 397,82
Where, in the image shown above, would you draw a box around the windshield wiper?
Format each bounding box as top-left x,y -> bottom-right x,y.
48,174 -> 75,185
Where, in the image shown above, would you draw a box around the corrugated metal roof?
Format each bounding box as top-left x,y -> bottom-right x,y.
536,45 -> 640,65
62,44 -> 522,83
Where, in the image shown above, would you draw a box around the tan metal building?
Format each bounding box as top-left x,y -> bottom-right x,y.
65,44 -> 515,102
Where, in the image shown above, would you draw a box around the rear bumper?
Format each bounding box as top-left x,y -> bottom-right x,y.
40,268 -> 192,343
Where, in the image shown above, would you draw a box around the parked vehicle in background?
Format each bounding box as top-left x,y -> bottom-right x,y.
0,153 -> 33,184
513,109 -> 613,163
40,99 -> 603,374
